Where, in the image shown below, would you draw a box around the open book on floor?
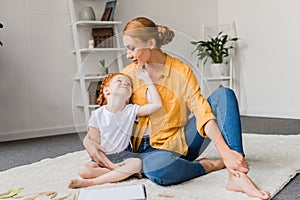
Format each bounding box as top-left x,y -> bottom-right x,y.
78,184 -> 147,200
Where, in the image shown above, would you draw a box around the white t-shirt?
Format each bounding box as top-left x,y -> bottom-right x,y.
88,104 -> 139,154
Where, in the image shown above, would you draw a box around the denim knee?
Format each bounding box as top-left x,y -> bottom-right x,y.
142,152 -> 206,186
144,170 -> 173,186
211,87 -> 235,99
141,151 -> 179,186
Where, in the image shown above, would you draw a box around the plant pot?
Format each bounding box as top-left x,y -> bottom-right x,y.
79,7 -> 96,21
209,63 -> 229,77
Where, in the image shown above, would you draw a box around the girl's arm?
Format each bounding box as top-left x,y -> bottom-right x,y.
83,127 -> 114,169
135,68 -> 162,116
86,126 -> 100,144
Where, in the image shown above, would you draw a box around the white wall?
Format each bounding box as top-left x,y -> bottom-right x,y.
0,0 -> 218,141
218,0 -> 300,119
0,0 -> 77,141
116,0 -> 217,39
1,0 -> 298,141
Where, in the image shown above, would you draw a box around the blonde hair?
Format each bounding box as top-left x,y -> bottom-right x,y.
123,17 -> 175,48
97,73 -> 132,106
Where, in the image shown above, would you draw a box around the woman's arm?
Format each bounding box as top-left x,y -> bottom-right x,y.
204,120 -> 249,177
182,66 -> 248,175
135,68 -> 162,116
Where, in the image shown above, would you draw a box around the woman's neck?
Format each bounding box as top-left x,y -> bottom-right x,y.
105,96 -> 127,113
145,49 -> 166,69
144,49 -> 166,83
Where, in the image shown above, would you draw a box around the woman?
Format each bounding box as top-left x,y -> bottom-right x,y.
83,17 -> 270,199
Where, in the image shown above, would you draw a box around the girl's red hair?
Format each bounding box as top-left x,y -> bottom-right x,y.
97,73 -> 131,106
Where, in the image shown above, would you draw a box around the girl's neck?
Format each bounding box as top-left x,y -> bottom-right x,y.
105,96 -> 127,113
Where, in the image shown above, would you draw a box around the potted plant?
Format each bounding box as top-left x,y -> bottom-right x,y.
191,31 -> 239,76
98,59 -> 109,75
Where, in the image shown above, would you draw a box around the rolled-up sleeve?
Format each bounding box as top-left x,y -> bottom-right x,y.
185,68 -> 215,137
88,110 -> 99,129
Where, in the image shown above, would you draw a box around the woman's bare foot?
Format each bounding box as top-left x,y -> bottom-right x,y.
226,172 -> 270,199
68,179 -> 93,189
199,158 -> 225,173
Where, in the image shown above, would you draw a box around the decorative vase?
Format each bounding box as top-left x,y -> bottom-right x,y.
79,7 -> 96,21
209,63 -> 229,77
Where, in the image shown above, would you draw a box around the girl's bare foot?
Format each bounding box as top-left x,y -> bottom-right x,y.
199,158 -> 225,173
226,172 -> 270,199
68,179 -> 93,189
134,172 -> 143,179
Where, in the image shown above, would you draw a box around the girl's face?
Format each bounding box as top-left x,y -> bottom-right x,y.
123,35 -> 152,67
107,75 -> 132,100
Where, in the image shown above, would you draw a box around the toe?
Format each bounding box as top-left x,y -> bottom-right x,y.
262,191 -> 270,199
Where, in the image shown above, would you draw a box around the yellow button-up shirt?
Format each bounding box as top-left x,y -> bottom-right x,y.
122,54 -> 215,155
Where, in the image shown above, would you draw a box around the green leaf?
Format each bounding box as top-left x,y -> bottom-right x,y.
191,31 -> 239,65
98,59 -> 105,68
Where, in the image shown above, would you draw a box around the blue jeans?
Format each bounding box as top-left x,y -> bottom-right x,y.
137,87 -> 244,186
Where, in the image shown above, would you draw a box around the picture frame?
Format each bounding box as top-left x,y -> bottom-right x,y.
101,7 -> 112,21
101,0 -> 117,21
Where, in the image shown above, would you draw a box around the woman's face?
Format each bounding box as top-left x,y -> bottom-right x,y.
123,35 -> 152,67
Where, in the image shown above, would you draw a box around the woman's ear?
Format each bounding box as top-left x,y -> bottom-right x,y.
148,38 -> 156,50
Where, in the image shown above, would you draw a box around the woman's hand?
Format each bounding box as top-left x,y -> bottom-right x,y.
204,120 -> 249,177
220,148 -> 249,177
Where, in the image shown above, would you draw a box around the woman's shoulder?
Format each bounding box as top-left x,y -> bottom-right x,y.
167,54 -> 193,76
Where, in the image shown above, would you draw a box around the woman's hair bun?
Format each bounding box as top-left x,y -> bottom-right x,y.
157,25 -> 175,45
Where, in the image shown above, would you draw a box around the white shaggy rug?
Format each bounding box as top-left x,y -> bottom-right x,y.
0,134 -> 299,200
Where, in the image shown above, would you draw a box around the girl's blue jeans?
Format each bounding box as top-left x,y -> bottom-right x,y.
137,87 -> 244,186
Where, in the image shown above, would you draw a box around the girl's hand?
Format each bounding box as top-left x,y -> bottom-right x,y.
135,68 -> 152,84
85,138 -> 110,168
113,162 -> 126,168
221,148 -> 249,177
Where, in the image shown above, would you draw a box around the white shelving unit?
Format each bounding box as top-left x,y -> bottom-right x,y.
199,22 -> 238,98
68,0 -> 125,128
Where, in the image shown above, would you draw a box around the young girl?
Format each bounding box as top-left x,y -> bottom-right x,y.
68,69 -> 162,188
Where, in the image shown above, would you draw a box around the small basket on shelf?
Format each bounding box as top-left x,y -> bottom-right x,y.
92,28 -> 114,48
87,80 -> 102,105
